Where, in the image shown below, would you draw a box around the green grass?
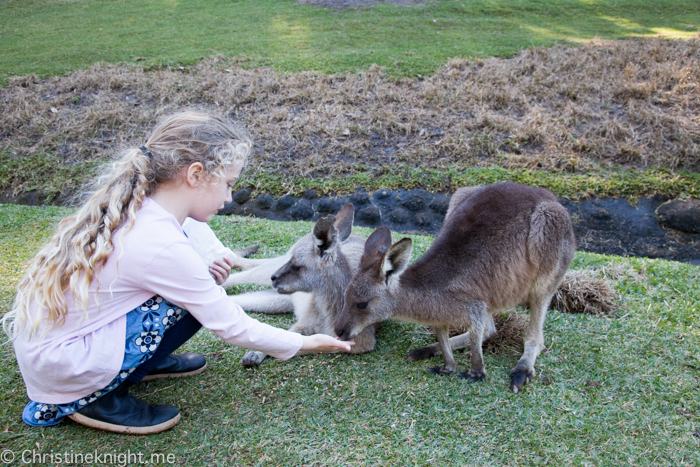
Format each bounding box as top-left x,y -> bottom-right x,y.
1,0 -> 699,83
239,164 -> 700,200
1,204 -> 698,465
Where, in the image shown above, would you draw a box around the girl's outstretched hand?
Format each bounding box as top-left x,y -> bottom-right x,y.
211,257 -> 235,285
301,334 -> 355,353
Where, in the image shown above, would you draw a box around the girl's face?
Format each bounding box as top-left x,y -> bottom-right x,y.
189,165 -> 242,223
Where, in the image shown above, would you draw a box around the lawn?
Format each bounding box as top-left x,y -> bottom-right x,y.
0,204 -> 698,465
1,0 -> 699,464
1,0 -> 698,83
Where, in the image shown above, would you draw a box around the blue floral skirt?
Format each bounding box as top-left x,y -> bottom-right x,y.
22,296 -> 187,427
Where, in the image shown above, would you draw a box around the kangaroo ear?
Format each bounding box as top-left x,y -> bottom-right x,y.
334,204 -> 355,242
360,226 -> 392,270
382,238 -> 412,284
313,214 -> 339,257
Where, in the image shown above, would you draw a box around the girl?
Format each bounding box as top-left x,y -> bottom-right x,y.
4,111 -> 352,435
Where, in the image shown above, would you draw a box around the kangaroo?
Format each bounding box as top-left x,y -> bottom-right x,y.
234,204 -> 380,367
334,182 -> 576,393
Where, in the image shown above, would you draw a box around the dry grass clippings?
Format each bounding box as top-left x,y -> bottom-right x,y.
1,38 -> 698,195
551,269 -> 618,316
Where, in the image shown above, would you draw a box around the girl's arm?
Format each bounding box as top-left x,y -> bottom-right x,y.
301,335 -> 354,353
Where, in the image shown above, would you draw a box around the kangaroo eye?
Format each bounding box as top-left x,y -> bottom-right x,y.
290,264 -> 301,272
356,302 -> 368,310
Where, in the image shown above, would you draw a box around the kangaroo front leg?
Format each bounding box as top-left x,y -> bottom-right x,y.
427,325 -> 456,375
458,301 -> 488,382
510,292 -> 551,393
222,254 -> 291,288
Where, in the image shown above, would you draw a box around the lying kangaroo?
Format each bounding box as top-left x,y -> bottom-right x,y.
335,182 -> 576,393
225,204 -> 380,367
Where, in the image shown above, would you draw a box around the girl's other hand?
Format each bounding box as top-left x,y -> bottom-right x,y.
210,257 -> 235,285
301,334 -> 355,353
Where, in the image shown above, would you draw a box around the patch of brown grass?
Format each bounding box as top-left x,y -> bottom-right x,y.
1,38 -> 698,195
551,269 -> 618,316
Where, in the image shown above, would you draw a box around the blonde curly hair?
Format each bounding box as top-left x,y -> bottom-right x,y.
4,110 -> 252,338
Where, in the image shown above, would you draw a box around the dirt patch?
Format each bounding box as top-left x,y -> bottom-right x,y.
299,0 -> 424,7
0,38 -> 698,199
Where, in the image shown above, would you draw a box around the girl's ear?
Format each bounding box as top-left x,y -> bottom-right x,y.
185,162 -> 205,188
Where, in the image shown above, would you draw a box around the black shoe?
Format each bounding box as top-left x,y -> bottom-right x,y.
142,353 -> 207,381
68,381 -> 180,435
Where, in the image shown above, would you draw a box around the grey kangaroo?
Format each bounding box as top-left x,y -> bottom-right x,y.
228,204 -> 380,368
334,182 -> 576,393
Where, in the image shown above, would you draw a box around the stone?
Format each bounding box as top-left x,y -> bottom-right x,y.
290,200 -> 315,220
400,189 -> 434,212
255,194 -> 274,209
356,205 -> 382,226
373,189 -> 392,200
415,212 -> 432,227
350,191 -> 371,206
656,199 -> 700,233
315,197 -> 340,214
218,201 -> 239,215
232,187 -> 253,204
387,208 -> 411,224
273,195 -> 296,211
429,195 -> 450,215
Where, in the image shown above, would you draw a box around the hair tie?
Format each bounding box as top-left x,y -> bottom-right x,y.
140,145 -> 153,158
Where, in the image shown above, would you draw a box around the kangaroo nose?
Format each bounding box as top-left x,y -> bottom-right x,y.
335,327 -> 348,341
271,274 -> 277,282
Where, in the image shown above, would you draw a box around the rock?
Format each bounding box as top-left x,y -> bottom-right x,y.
356,205 -> 381,226
232,188 -> 253,204
400,189 -> 433,212
290,200 -> 315,220
315,197 -> 341,214
429,195 -> 450,215
273,195 -> 296,211
218,201 -> 239,215
350,190 -> 371,206
255,194 -> 274,209
656,199 -> 700,234
387,208 -> 411,224
373,189 -> 392,200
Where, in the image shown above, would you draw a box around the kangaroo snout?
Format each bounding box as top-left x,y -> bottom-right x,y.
335,325 -> 354,342
270,264 -> 293,293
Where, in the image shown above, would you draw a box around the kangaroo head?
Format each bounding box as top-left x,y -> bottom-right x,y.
271,204 -> 355,294
335,226 -> 413,341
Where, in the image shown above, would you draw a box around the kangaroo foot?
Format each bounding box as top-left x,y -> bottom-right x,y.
426,365 -> 455,376
457,369 -> 486,383
241,351 -> 267,368
407,346 -> 437,362
509,367 -> 536,394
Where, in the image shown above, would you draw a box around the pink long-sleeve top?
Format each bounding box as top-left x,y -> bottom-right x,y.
13,198 -> 303,404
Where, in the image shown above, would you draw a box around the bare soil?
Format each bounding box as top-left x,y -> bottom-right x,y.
1,38 -> 698,194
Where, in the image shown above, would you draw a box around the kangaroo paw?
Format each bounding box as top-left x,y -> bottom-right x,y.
426,365 -> 455,376
509,368 -> 536,394
407,346 -> 437,362
241,351 -> 267,368
457,370 -> 486,383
